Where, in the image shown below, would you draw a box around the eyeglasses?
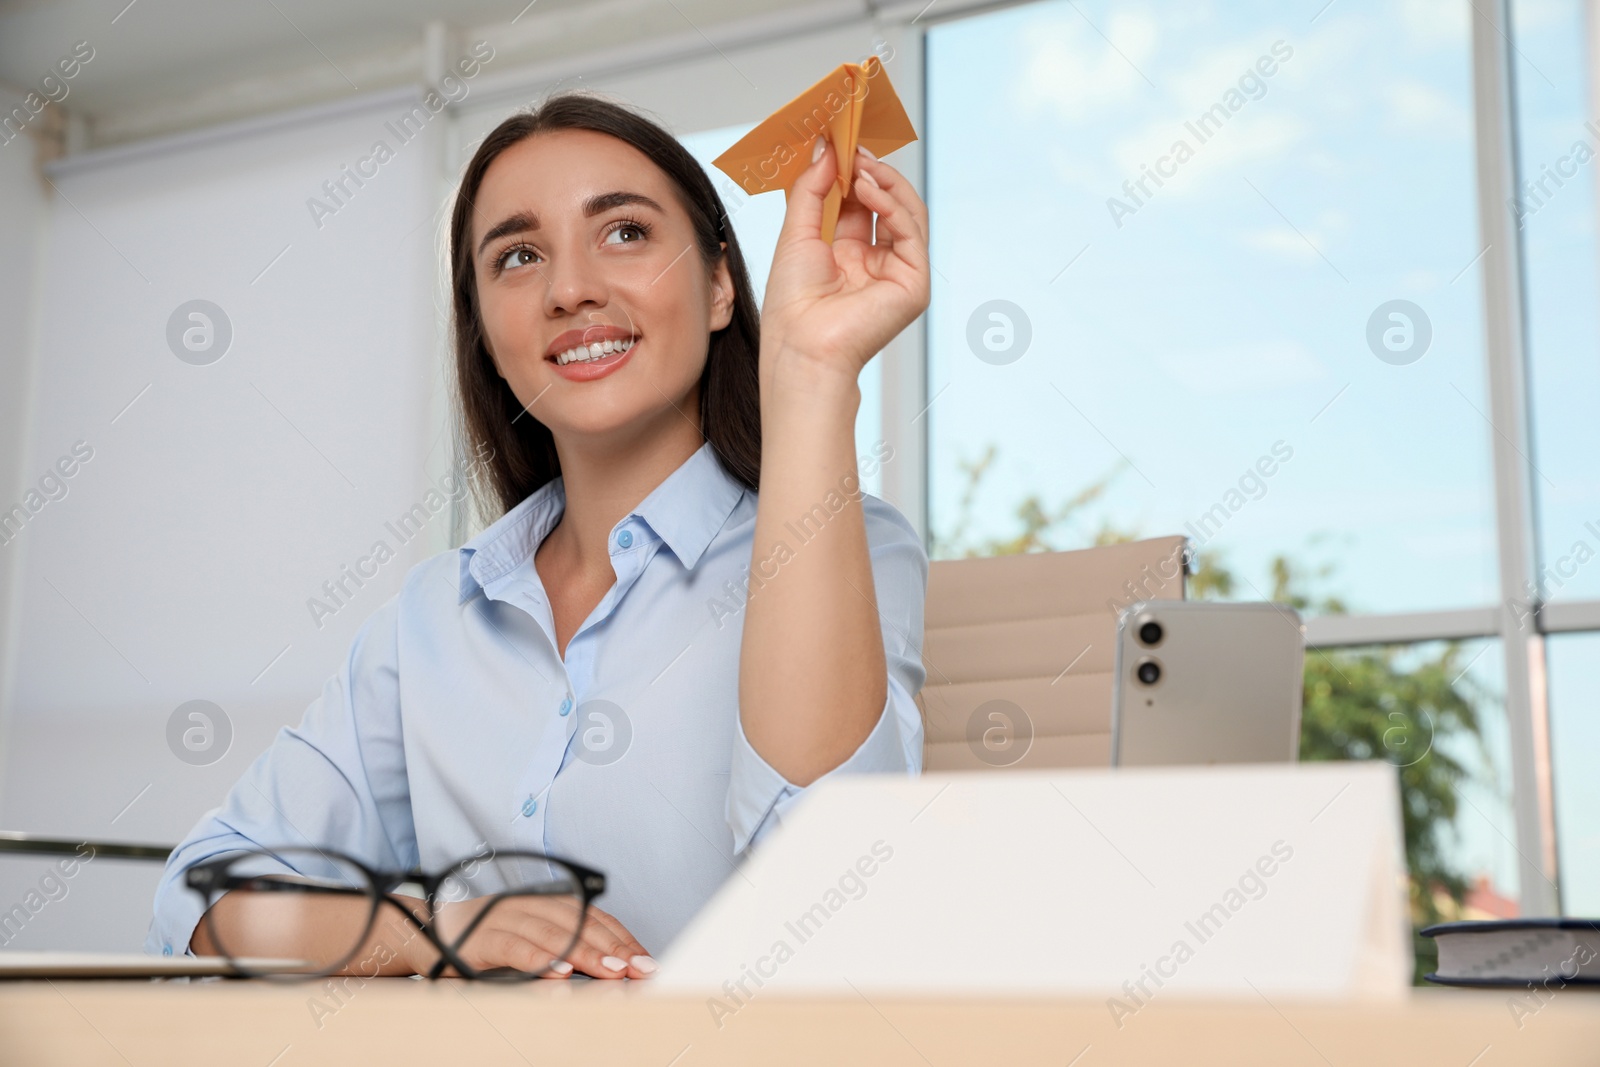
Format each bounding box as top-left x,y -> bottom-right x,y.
184,845 -> 606,981
0,832 -> 605,982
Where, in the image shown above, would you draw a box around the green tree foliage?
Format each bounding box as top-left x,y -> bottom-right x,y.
931,444 -> 1239,594
934,447 -> 1498,981
1255,556 -> 1496,983
1259,557 -> 1491,923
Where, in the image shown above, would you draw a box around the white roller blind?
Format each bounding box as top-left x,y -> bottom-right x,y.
2,88 -> 451,850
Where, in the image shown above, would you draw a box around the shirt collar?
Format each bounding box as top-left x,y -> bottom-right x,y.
456,440 -> 747,603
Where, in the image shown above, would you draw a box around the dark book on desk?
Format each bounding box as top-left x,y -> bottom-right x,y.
1420,918 -> 1600,987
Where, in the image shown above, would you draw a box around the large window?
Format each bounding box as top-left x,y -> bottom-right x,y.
921,0 -> 1600,941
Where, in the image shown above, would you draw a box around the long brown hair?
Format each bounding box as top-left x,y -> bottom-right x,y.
447,92 -> 763,526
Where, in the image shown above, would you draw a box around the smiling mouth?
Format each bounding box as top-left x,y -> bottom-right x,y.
548,335 -> 639,366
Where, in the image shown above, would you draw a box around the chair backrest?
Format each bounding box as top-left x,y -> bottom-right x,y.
919,536 -> 1188,771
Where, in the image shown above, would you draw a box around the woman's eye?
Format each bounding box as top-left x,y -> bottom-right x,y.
605,223 -> 647,245
499,247 -> 536,272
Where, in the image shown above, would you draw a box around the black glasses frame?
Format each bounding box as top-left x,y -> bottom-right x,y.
183,845 -> 607,981
0,832 -> 606,982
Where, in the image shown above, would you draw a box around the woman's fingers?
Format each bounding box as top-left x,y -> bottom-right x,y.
483,898 -> 653,979
458,926 -> 569,977
848,153 -> 932,302
847,174 -> 929,295
851,158 -> 925,253
832,182 -> 876,246
487,898 -> 618,978
584,905 -> 651,957
852,151 -> 929,244
575,905 -> 657,977
439,897 -> 588,978
832,145 -> 884,246
775,132 -> 842,246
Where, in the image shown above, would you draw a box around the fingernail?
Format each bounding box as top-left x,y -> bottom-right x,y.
858,167 -> 879,189
812,136 -> 827,163
550,960 -> 573,975
601,955 -> 628,972
857,143 -> 877,161
630,954 -> 659,974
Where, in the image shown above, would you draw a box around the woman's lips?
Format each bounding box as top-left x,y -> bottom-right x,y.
548,337 -> 638,382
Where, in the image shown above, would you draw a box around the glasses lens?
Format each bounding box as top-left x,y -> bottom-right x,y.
201,848 -> 376,979
432,851 -> 586,979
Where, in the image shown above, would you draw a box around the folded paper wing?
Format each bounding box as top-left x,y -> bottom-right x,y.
711,55 -> 918,243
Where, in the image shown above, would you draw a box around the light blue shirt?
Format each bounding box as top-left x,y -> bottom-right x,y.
145,441 -> 927,958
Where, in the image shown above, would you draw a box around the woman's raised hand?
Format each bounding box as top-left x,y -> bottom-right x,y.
759,133 -> 932,389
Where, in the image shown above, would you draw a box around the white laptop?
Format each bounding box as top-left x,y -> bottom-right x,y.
654,763 -> 1409,1001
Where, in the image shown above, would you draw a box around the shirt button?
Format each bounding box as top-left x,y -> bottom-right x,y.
617,529 -> 634,549
521,796 -> 538,817
162,944 -> 173,957
559,696 -> 573,716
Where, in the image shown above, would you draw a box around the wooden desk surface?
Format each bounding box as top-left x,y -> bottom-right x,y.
2,979 -> 1598,1066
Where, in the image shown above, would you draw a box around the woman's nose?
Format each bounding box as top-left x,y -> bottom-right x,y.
540,246 -> 610,317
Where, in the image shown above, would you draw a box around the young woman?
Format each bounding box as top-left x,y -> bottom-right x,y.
145,91 -> 932,980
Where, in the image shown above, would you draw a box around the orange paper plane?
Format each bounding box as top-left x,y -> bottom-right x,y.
711,55 -> 918,242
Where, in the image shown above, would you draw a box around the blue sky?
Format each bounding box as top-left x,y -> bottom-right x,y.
925,0 -> 1501,616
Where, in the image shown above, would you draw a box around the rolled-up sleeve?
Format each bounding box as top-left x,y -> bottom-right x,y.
725,494 -> 928,855
144,593 -> 416,957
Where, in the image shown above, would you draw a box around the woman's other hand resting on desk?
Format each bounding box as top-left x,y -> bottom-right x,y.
191,891 -> 657,979
411,896 -> 657,979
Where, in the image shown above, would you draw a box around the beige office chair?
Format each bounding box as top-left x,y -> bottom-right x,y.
918,536 -> 1188,771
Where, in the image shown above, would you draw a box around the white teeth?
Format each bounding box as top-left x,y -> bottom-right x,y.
555,337 -> 635,364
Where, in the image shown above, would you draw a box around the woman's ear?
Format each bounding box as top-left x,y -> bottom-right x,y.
709,246 -> 735,331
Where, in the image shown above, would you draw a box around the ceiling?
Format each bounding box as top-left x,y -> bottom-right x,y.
0,0 -> 849,148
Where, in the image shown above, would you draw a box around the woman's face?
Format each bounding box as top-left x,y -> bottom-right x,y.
470,128 -> 735,445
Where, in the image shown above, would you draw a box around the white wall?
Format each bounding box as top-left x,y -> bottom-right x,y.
0,87 -> 453,950
0,81 -> 55,839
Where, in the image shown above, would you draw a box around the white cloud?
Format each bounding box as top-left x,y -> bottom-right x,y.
1155,341 -> 1329,395
1014,9 -> 1160,123
1181,111 -> 1307,177
1386,80 -> 1470,138
1164,39 -> 1290,114
1266,208 -> 1352,261
1399,0 -> 1471,46
1400,267 -> 1440,291
1106,110 -> 1307,201
1240,226 -> 1323,261
1041,141 -> 1106,195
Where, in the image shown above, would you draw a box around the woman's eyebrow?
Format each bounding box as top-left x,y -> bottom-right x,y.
476,191 -> 666,258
